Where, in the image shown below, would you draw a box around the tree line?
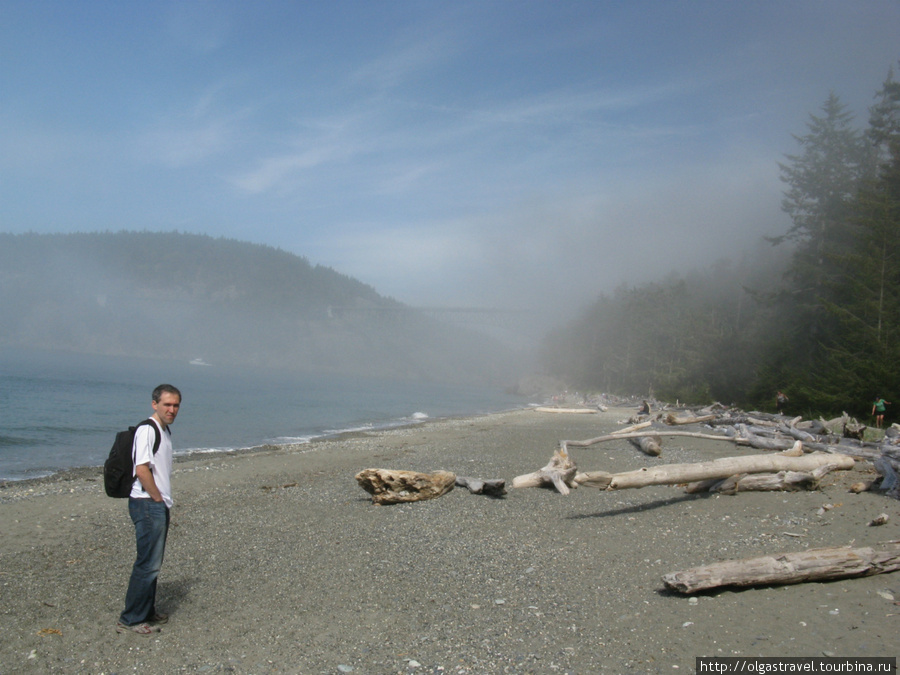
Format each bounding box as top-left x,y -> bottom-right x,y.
540,64 -> 900,420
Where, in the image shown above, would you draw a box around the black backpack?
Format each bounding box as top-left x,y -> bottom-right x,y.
103,419 -> 161,498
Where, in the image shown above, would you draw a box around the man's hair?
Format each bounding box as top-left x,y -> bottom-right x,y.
152,384 -> 182,403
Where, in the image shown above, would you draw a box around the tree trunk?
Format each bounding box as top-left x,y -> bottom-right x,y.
662,542 -> 900,594
575,452 -> 854,491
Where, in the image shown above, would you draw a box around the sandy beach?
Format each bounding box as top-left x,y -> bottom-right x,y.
1,407 -> 898,674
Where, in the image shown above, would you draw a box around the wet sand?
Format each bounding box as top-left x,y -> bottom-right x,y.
1,407 -> 897,674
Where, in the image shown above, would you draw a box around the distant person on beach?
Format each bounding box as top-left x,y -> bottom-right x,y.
872,396 -> 890,428
775,391 -> 788,413
117,384 -> 181,636
638,400 -> 650,415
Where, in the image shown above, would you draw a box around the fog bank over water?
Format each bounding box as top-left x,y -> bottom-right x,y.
0,232 -> 522,386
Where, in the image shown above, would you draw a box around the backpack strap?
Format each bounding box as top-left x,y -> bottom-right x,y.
135,418 -> 162,456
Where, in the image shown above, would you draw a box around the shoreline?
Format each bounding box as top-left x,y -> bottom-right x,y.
0,407 -> 531,498
1,406 -> 897,673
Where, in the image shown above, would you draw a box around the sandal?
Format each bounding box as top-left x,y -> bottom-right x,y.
148,612 -> 168,624
116,621 -> 158,636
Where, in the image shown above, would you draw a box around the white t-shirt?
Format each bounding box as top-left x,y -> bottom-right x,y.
129,418 -> 174,509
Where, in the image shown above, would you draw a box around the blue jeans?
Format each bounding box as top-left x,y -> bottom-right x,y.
120,498 -> 169,626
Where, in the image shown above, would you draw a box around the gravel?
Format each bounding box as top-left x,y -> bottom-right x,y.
1,408 -> 898,674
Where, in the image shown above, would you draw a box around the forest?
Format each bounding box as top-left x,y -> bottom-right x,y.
540,65 -> 900,420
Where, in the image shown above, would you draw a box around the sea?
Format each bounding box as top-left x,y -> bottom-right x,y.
0,348 -> 527,482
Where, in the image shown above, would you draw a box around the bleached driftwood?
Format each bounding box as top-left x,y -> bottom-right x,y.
612,420 -> 653,435
684,463 -> 844,494
533,406 -> 597,414
512,446 -> 577,495
574,451 -> 855,491
455,476 -> 507,496
562,430 -> 734,455
665,412 -> 716,426
662,541 -> 900,594
628,434 -> 662,457
355,469 -> 456,505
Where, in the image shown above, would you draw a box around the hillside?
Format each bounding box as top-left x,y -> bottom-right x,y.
0,232 -> 519,384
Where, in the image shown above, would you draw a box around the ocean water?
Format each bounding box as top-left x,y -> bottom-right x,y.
0,348 -> 526,482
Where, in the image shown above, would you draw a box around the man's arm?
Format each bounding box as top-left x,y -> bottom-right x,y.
135,463 -> 163,502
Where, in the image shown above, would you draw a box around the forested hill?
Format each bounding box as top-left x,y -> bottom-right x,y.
0,232 -> 518,383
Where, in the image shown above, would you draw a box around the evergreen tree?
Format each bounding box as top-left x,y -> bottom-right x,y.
762,93 -> 869,408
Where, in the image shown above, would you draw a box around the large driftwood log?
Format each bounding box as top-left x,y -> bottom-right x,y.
665,412 -> 717,426
533,406 -> 597,414
574,451 -> 854,491
662,541 -> 900,594
628,435 -> 662,457
685,464 -> 843,494
512,447 -> 577,495
355,469 -> 456,505
455,476 -> 507,496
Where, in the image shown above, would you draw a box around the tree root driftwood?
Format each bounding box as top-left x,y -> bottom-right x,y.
575,451 -> 854,491
663,541 -> 900,594
511,446 -> 577,495
355,468 -> 455,505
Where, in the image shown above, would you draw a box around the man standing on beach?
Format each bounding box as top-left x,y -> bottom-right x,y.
117,384 -> 181,636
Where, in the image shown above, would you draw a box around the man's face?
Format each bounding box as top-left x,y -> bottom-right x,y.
152,392 -> 181,426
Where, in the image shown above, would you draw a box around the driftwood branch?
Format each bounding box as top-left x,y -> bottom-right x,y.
512,446 -> 577,495
562,430 -> 734,453
574,451 -> 854,491
662,541 -> 900,594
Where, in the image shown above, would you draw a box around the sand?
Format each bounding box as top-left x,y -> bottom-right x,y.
1,407 -> 898,674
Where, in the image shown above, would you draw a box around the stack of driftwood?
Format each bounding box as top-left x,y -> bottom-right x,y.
512,404 -> 900,499
354,403 -> 900,594
507,403 -> 900,594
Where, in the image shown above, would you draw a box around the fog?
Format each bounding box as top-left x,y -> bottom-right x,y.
1,2 -> 898,360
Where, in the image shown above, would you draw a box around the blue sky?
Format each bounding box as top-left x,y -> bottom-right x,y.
2,1 -> 899,317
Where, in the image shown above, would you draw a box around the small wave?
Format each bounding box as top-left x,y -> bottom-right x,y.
410,412 -> 429,420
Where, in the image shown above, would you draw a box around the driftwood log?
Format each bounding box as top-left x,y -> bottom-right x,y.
455,476 -> 507,496
575,451 -> 854,491
684,464 -> 841,494
533,406 -> 597,414
665,412 -> 716,426
629,435 -> 662,457
511,447 -> 577,495
355,469 -> 455,505
662,541 -> 900,594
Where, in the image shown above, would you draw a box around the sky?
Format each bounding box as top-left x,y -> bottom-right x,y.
2,1 -> 899,322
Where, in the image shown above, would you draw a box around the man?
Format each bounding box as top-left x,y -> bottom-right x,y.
117,384 -> 181,635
